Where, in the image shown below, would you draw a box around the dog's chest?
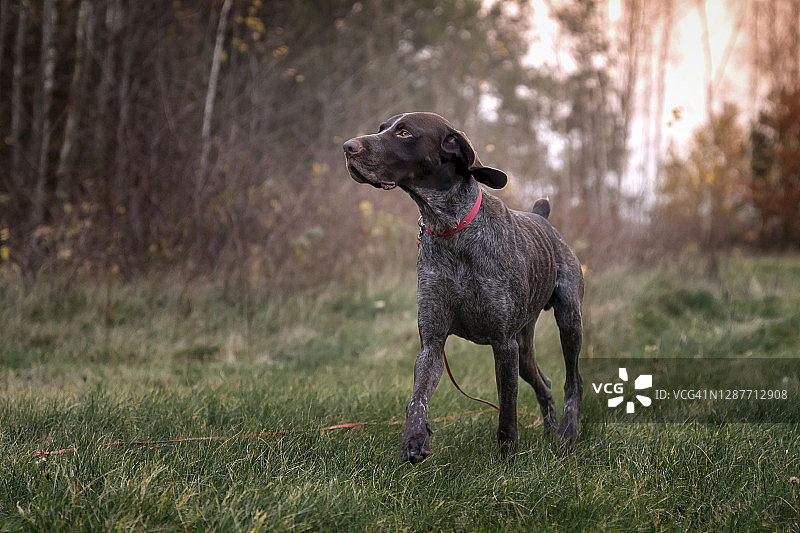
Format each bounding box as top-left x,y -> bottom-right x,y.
418,247 -> 538,343
448,276 -> 521,343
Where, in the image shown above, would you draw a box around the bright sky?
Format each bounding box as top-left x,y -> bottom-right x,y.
657,0 -> 750,144
525,0 -> 751,197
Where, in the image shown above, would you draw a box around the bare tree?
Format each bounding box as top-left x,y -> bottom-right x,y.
695,0 -> 714,123
750,0 -> 800,92
652,0 -> 674,187
112,4 -> 133,225
57,0 -> 92,195
94,0 -> 123,172
32,0 -> 57,228
200,0 -> 233,182
10,1 -> 27,194
195,0 -> 232,257
0,0 -> 9,88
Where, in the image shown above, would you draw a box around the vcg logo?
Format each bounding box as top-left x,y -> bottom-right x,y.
592,368 -> 653,414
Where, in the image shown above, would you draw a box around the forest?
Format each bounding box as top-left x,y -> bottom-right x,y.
1,0 -> 799,288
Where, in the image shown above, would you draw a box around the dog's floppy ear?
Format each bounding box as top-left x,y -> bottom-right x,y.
441,129 -> 508,189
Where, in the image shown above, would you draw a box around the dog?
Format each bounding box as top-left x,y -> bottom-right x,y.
343,112 -> 583,462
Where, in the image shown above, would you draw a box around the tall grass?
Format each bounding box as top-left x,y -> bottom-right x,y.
1,256 -> 799,530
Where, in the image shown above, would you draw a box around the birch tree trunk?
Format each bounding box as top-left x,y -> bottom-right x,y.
696,0 -> 713,123
199,0 -> 233,182
196,0 -> 232,258
695,0 -> 715,247
653,0 -> 674,186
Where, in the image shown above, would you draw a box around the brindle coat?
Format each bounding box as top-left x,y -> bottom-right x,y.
343,112 -> 583,462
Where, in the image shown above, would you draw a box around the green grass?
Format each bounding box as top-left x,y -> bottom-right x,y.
1,256 -> 799,531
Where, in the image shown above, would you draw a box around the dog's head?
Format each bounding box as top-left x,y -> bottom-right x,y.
343,112 -> 507,192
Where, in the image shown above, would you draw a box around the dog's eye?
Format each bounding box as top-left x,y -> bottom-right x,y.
396,129 -> 412,138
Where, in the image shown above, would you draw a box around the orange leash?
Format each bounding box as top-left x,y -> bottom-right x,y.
28,410 -> 511,459
442,349 -> 500,411
441,349 -> 541,427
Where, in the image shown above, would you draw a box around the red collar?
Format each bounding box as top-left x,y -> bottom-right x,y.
423,188 -> 483,237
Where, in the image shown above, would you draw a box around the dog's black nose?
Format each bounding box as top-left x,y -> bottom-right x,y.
343,138 -> 362,155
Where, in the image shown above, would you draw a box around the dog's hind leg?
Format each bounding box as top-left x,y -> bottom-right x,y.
517,319 -> 557,434
552,275 -> 584,449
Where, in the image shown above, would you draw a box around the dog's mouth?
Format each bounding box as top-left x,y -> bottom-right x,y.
346,160 -> 397,190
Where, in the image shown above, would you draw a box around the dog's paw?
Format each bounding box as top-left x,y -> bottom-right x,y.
499,439 -> 519,459
400,423 -> 432,464
497,427 -> 519,459
555,419 -> 579,450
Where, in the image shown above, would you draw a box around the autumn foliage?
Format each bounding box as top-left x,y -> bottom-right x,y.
0,1 -> 799,287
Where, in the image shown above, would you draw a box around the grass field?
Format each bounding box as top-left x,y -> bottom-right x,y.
1,256 -> 799,531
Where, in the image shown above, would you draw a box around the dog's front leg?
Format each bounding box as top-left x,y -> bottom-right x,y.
400,339 -> 445,464
493,338 -> 520,457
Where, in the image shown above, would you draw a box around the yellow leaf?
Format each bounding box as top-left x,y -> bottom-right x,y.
0,246 -> 9,261
359,200 -> 373,218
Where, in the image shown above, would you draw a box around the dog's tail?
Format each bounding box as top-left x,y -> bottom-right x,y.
531,198 -> 550,219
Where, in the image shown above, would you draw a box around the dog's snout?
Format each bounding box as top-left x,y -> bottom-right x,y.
343,138 -> 362,155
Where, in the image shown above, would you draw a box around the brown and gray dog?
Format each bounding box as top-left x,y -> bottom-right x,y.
343,112 -> 583,462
